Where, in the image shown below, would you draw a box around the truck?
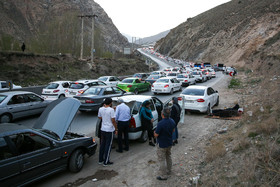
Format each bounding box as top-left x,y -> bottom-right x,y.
214,63 -> 224,71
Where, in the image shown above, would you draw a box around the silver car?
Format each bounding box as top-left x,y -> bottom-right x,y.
0,91 -> 51,123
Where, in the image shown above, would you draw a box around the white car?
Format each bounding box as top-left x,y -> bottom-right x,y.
152,77 -> 182,95
41,81 -> 71,100
0,81 -> 22,91
180,85 -> 219,114
192,71 -> 207,82
203,69 -> 212,80
177,74 -> 196,87
151,71 -> 166,77
66,80 -> 106,97
98,76 -> 120,86
208,69 -> 216,78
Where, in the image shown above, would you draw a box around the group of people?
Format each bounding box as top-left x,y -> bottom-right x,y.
97,97 -> 181,180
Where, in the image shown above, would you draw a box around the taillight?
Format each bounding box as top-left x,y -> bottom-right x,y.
127,85 -> 132,88
78,90 -> 84,94
197,99 -> 205,102
152,85 -> 154,87
184,80 -> 188,82
65,89 -> 68,92
85,100 -> 94,103
53,89 -> 60,93
164,85 -> 169,88
178,97 -> 183,101
129,117 -> 136,128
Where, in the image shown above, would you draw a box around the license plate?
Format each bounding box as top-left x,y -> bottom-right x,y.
155,89 -> 161,91
45,91 -> 51,93
186,100 -> 194,103
70,92 -> 76,95
80,100 -> 85,103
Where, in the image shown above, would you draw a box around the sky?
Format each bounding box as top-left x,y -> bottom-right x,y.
94,0 -> 231,39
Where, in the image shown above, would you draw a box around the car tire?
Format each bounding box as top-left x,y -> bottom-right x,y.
215,97 -> 219,106
59,94 -> 65,98
69,149 -> 84,173
134,89 -> 139,95
153,92 -> 157,95
170,89 -> 174,95
0,113 -> 12,123
139,130 -> 148,143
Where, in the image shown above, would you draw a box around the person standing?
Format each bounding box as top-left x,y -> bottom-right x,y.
140,100 -> 155,146
170,97 -> 181,145
21,42 -> 25,52
154,107 -> 176,180
98,98 -> 117,166
115,98 -> 131,153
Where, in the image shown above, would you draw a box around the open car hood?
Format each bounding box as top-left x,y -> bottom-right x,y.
33,98 -> 80,140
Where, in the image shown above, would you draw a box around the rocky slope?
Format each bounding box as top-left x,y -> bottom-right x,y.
0,0 -> 129,56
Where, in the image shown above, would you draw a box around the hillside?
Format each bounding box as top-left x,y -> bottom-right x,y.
0,0 -> 129,57
137,30 -> 170,45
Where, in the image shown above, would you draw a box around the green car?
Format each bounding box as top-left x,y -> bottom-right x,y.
117,77 -> 151,94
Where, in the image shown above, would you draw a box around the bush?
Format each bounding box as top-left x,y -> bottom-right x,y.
228,78 -> 242,89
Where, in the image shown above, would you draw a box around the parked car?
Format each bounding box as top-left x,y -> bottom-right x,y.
117,78 -> 150,94
98,76 -> 120,86
0,91 -> 51,123
192,71 -> 207,82
0,98 -> 97,186
176,74 -> 196,87
146,75 -> 163,85
132,73 -> 149,81
180,85 -> 219,114
41,81 -> 71,100
74,86 -> 131,112
66,80 -> 106,97
0,81 -> 22,91
96,95 -> 166,142
151,77 -> 182,95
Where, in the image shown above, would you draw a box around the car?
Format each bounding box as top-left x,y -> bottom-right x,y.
150,71 -> 166,77
98,76 -> 120,86
0,98 -> 97,186
0,91 -> 51,123
208,69 -> 216,78
41,81 -> 71,100
151,77 -> 182,95
192,71 -> 207,82
132,73 -> 149,81
176,74 -> 196,87
117,77 -> 150,95
0,81 -> 22,91
96,95 -> 165,142
203,69 -> 212,80
146,75 -> 163,85
74,86 -> 131,112
180,85 -> 219,114
66,80 -> 106,97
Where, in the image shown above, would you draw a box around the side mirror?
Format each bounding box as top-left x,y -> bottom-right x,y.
51,141 -> 58,148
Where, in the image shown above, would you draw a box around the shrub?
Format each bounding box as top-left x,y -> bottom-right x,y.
228,78 -> 242,89
205,141 -> 226,162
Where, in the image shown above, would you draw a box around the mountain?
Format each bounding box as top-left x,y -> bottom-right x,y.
137,30 -> 170,45
0,0 -> 129,56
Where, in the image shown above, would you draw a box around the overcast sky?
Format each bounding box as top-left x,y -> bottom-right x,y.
94,0 -> 231,38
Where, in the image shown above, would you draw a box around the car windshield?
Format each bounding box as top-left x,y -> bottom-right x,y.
182,88 -> 205,96
156,79 -> 169,83
151,72 -> 159,75
0,95 -> 7,104
177,74 -> 187,78
83,87 -> 102,95
98,77 -> 108,82
133,74 -> 142,77
69,83 -> 84,89
45,83 -> 59,89
147,75 -> 160,79
167,73 -> 176,76
122,79 -> 134,83
193,72 -> 200,75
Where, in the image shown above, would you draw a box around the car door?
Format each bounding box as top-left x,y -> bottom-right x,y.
7,133 -> 63,185
134,79 -> 143,91
152,97 -> 163,122
174,78 -> 181,90
209,87 -> 217,107
103,87 -> 116,98
149,99 -> 158,129
206,88 -> 215,107
25,94 -> 47,115
6,94 -> 30,119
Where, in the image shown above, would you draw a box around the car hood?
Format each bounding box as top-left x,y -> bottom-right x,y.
33,98 -> 80,140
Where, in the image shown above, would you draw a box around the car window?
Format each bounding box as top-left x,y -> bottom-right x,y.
182,88 -> 205,96
112,87 -> 122,94
98,81 -> 106,85
156,79 -> 169,83
209,87 -> 215,94
83,87 -> 102,95
153,97 -> 162,108
104,87 -> 114,95
9,133 -> 50,155
150,100 -> 155,111
98,77 -> 108,82
62,82 -> 70,88
8,95 -> 26,105
122,79 -> 134,83
170,79 -> 175,83
25,94 -> 43,102
1,82 -> 7,88
131,101 -> 141,115
69,83 -> 84,89
0,137 -> 14,161
135,79 -> 141,83
45,83 -> 59,89
0,95 -> 7,104
147,75 -> 160,79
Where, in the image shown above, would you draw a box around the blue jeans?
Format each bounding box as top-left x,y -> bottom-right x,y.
172,126 -> 178,141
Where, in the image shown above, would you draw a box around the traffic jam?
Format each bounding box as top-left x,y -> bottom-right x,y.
0,48 -> 235,186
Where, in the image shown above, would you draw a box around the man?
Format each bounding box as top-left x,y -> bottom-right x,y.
98,98 -> 117,166
115,98 -> 131,153
154,107 -> 176,180
170,97 -> 181,145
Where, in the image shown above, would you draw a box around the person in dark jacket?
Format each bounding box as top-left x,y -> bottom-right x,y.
170,97 -> 181,145
140,100 -> 155,146
21,42 -> 25,52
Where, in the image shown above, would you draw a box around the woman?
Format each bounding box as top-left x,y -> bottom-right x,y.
140,100 -> 156,146
170,97 -> 181,145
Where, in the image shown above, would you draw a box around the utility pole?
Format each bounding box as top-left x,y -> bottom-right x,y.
79,16 -> 84,59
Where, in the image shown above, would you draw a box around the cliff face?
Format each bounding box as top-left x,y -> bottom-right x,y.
0,0 -> 129,56
155,0 -> 280,68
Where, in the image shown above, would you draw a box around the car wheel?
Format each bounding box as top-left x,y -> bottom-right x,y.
134,89 -> 139,95
170,88 -> 174,95
59,94 -> 65,98
0,113 -> 12,123
69,149 -> 84,172
139,130 -> 148,143
215,97 -> 219,106
206,105 -> 211,115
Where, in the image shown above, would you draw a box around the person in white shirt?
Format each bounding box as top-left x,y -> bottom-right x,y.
115,98 -> 131,153
98,98 -> 117,166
